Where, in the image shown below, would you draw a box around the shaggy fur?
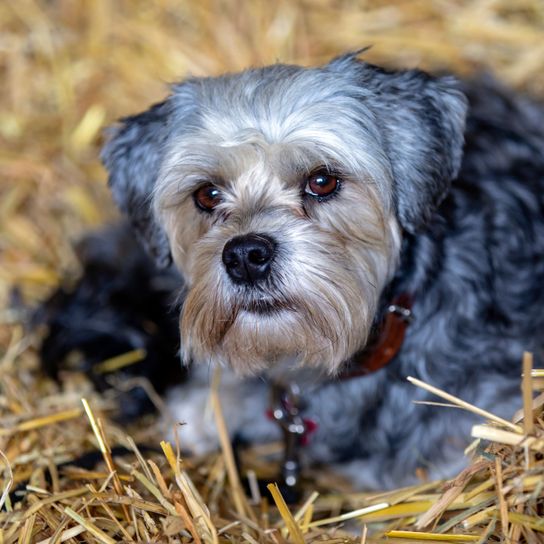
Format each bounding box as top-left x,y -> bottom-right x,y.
102,55 -> 544,488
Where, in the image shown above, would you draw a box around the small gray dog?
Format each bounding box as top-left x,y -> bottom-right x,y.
102,53 -> 544,489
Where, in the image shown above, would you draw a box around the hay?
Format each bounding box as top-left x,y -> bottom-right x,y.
1,0 -> 544,542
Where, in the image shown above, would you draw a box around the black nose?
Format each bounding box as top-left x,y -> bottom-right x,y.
222,233 -> 276,284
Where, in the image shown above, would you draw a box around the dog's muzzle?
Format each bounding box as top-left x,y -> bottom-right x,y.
222,233 -> 276,284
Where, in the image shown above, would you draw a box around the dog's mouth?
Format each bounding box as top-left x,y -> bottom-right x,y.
239,295 -> 295,315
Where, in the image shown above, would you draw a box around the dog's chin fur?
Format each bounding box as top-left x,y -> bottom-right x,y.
174,196 -> 401,375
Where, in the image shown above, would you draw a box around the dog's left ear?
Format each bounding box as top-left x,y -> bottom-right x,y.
101,100 -> 173,268
330,55 -> 468,233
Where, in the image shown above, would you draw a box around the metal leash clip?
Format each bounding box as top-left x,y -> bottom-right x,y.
269,382 -> 314,492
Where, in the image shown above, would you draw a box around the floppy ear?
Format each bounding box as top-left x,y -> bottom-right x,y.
330,55 -> 468,233
101,100 -> 173,267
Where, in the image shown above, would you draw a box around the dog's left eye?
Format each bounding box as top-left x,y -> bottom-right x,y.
194,184 -> 222,212
304,172 -> 340,199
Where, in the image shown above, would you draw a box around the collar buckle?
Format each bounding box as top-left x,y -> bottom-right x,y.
387,302 -> 413,322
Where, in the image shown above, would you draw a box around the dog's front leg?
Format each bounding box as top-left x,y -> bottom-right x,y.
166,366 -> 280,455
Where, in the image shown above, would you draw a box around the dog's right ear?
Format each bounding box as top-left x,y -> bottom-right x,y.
101,100 -> 173,268
328,54 -> 467,234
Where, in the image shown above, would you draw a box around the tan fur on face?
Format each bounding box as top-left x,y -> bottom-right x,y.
157,142 -> 401,375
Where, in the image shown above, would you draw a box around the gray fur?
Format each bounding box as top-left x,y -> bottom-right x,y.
101,100 -> 174,267
328,56 -> 468,232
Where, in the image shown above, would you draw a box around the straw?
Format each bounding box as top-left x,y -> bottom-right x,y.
266,483 -> 305,544
521,352 -> 534,436
407,376 -> 523,433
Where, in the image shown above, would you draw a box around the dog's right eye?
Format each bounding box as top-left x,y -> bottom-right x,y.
194,184 -> 222,212
304,170 -> 340,200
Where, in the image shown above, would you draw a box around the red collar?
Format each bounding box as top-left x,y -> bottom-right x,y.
338,293 -> 413,380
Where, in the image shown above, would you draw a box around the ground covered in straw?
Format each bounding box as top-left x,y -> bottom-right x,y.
1,1 -> 544,542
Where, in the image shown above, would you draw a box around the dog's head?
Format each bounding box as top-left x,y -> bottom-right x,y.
102,54 -> 467,375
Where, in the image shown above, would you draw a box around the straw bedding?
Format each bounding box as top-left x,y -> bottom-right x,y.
1,1 -> 543,542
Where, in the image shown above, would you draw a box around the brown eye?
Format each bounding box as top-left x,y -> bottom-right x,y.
305,171 -> 340,199
194,184 -> 222,212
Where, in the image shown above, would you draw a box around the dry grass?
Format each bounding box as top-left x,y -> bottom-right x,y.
1,0 -> 544,542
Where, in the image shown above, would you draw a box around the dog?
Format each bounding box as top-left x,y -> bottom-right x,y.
101,53 -> 544,489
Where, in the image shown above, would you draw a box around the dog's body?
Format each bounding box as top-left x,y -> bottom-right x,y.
102,56 -> 544,489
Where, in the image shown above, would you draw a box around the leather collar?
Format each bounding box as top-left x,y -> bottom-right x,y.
338,293 -> 413,380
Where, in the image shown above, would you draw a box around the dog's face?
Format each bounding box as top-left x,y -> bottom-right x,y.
102,54 -> 467,375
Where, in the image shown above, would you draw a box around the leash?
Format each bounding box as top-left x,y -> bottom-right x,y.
268,383 -> 318,491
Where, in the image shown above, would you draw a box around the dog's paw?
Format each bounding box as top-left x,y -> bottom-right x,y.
166,385 -> 221,455
165,373 -> 280,456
